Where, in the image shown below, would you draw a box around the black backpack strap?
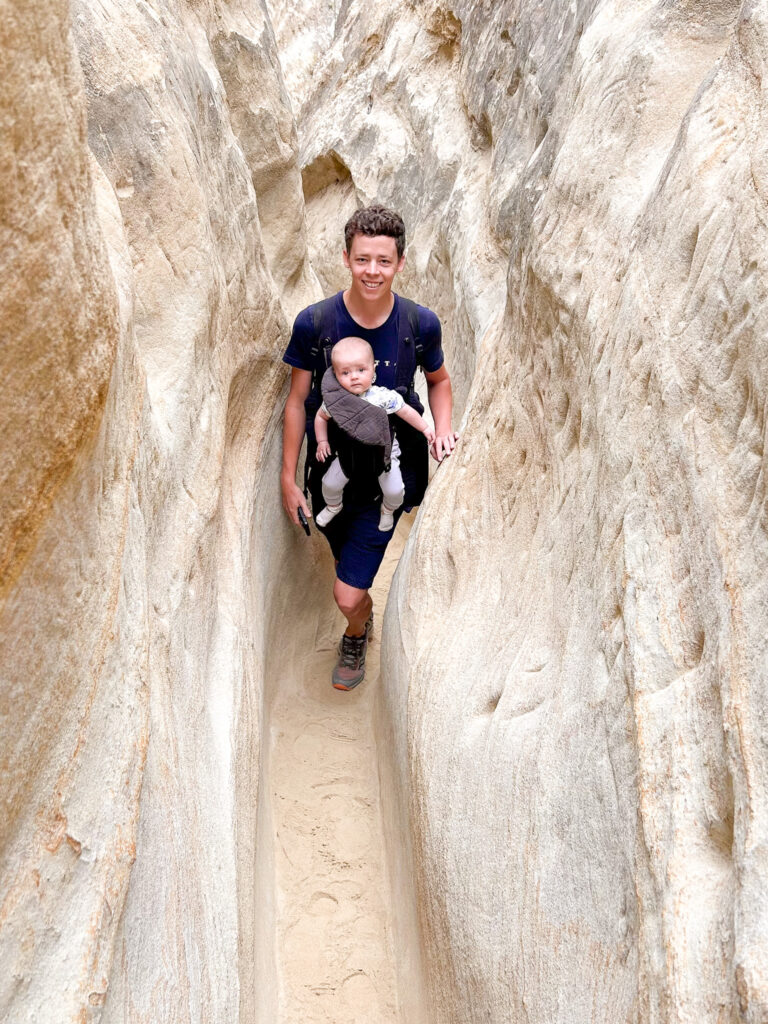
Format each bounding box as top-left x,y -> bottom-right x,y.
304,296 -> 338,499
394,295 -> 423,402
404,296 -> 423,363
309,296 -> 338,387
391,296 -> 429,508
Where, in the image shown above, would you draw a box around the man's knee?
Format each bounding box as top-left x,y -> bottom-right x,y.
333,578 -> 368,618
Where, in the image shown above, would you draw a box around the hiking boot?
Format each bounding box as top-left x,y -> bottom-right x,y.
316,502 -> 343,528
332,631 -> 368,691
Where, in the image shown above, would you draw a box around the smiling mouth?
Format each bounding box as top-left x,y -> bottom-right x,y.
362,281 -> 381,289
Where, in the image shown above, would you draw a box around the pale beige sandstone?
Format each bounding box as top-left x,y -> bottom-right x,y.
276,0 -> 768,1022
0,0 -> 119,599
265,0 -> 337,113
3,0 -> 768,1021
0,0 -> 314,1022
262,520 -> 418,1024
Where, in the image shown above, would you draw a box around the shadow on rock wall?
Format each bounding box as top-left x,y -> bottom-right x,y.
0,0 -> 318,1020
277,0 -> 768,1021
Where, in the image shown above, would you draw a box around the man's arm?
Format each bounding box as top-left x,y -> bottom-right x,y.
425,365 -> 459,462
281,368 -> 312,524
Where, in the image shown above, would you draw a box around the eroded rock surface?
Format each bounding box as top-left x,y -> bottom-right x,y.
1,1 -> 314,1020
278,1 -> 768,1022
2,0 -> 768,1021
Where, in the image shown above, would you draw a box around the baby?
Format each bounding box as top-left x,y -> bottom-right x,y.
314,336 -> 435,532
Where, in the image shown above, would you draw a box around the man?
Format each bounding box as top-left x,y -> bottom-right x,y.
281,205 -> 458,689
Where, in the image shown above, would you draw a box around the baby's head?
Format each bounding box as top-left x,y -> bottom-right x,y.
331,337 -> 375,395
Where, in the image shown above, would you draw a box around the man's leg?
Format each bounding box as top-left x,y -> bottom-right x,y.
327,501 -> 400,690
333,578 -> 373,637
331,579 -> 372,690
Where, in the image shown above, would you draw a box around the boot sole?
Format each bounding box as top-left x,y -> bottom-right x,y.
332,675 -> 365,691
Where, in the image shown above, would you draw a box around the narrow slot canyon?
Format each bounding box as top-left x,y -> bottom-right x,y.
255,519 -> 425,1023
2,1 -> 768,1023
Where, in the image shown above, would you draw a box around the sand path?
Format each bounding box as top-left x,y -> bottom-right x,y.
266,519 -> 410,1023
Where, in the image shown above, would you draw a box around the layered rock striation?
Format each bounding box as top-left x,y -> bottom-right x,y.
1,0 -> 316,1020
2,0 -> 767,1022
277,0 -> 768,1021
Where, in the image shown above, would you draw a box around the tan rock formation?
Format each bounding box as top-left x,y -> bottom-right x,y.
1,0 -> 314,1020
3,0 -> 768,1021
279,1 -> 768,1021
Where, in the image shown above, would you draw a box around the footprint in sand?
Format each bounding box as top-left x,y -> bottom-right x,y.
308,891 -> 340,916
268,519 -> 414,1023
341,971 -> 386,1018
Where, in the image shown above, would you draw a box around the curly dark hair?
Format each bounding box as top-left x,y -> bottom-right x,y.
344,205 -> 406,257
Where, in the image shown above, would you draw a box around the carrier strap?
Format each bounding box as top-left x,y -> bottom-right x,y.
303,294 -> 428,507
394,296 -> 423,398
309,296 -> 337,391
308,293 -> 423,396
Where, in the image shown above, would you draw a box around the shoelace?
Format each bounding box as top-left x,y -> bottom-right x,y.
339,634 -> 365,667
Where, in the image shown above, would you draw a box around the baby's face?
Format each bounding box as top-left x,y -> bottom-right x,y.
333,348 -> 375,395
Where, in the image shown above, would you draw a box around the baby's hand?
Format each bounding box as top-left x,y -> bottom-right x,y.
316,441 -> 331,462
423,426 -> 436,446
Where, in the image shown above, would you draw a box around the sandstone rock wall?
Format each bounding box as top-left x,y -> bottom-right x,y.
3,0 -> 768,1021
0,1 -> 315,1020
275,0 -> 768,1021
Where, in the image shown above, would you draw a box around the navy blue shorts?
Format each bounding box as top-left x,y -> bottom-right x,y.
316,499 -> 403,590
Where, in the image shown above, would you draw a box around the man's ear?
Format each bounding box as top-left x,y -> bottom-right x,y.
342,249 -> 351,270
396,253 -> 406,273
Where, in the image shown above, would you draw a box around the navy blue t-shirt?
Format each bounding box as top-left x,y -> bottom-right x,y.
283,292 -> 444,403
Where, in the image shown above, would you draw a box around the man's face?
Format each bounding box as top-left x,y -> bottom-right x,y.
343,234 -> 405,303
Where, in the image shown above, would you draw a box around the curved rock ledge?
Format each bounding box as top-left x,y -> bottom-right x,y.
2,1 -> 767,1022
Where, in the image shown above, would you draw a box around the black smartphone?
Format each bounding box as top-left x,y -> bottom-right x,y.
297,507 -> 311,536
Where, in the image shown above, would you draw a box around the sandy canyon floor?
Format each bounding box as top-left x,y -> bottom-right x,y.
266,518 -> 412,1023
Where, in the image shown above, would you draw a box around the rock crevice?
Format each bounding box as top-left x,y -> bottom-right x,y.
2,1 -> 767,1022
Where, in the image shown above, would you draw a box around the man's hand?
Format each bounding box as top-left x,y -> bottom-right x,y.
431,430 -> 460,463
316,440 -> 331,462
424,365 -> 457,464
281,471 -> 311,526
